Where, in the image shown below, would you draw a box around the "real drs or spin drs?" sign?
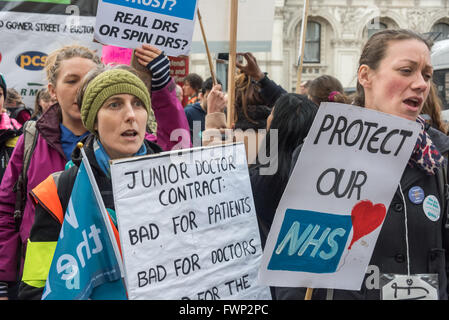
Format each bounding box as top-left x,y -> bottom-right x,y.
259,103 -> 421,291
95,0 -> 198,56
110,143 -> 271,300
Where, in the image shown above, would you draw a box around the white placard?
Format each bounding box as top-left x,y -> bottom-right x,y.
259,103 -> 421,291
94,0 -> 198,57
111,143 -> 271,300
0,11 -> 101,108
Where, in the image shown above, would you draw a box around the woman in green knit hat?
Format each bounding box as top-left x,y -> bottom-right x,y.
78,65 -> 159,160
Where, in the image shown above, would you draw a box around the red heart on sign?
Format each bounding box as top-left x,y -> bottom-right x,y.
348,200 -> 387,250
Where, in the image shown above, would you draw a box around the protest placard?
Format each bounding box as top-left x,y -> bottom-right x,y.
168,56 -> 189,86
110,143 -> 271,300
94,0 -> 198,57
259,103 -> 421,291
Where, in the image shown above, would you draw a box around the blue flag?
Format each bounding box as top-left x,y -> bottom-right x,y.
42,160 -> 127,300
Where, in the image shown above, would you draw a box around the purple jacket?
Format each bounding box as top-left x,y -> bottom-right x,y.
0,78 -> 190,282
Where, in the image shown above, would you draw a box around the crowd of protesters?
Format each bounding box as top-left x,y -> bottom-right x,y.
1,28 -> 449,300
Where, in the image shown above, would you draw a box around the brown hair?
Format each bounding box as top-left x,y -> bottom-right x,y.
5,88 -> 23,106
31,88 -> 52,118
184,73 -> 203,92
45,44 -> 102,87
354,29 -> 432,107
308,75 -> 351,105
234,72 -> 265,124
421,82 -> 448,134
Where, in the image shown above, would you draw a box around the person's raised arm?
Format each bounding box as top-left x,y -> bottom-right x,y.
202,84 -> 228,146
236,52 -> 287,107
207,84 -> 227,116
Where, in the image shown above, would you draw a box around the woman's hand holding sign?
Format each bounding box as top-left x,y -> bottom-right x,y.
134,44 -> 163,68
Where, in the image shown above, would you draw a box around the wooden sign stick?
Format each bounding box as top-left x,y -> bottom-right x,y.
226,0 -> 238,129
296,0 -> 310,94
300,2 -> 312,299
305,287 -> 313,300
197,8 -> 217,86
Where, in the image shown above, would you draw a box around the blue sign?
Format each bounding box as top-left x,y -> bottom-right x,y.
268,209 -> 352,274
103,0 -> 197,21
42,162 -> 127,300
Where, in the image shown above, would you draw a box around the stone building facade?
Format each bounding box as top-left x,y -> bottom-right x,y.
190,0 -> 449,92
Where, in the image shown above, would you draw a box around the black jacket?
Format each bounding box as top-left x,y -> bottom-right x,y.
184,102 -> 206,142
274,127 -> 449,300
257,74 -> 287,108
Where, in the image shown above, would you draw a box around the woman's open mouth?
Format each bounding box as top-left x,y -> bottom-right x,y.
121,129 -> 138,138
403,97 -> 422,109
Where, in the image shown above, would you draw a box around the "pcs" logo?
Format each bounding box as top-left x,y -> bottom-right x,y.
16,51 -> 47,71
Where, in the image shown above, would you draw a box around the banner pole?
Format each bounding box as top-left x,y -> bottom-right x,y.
296,0 -> 310,93
79,144 -> 127,292
197,8 -> 217,85
226,0 -> 238,129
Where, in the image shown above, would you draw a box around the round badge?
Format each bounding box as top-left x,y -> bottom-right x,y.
408,186 -> 425,204
422,195 -> 440,222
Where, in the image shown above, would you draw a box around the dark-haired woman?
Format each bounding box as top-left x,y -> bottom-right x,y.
276,29 -> 449,300
249,94 -> 318,248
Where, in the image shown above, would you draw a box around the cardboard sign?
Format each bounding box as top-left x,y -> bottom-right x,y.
94,0 -> 198,56
168,55 -> 189,86
259,103 -> 421,291
110,143 -> 271,300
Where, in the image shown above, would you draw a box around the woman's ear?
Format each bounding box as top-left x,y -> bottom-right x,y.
47,83 -> 56,100
358,64 -> 372,89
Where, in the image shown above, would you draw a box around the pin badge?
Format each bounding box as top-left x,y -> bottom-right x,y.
423,195 -> 440,222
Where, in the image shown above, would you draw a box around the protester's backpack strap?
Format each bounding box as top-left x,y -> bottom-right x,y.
13,120 -> 38,230
30,172 -> 64,225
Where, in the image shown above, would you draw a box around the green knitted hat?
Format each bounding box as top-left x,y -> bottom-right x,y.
81,68 -> 151,133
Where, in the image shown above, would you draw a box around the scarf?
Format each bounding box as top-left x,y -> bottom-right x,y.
408,116 -> 445,175
93,138 -> 147,227
93,138 -> 147,179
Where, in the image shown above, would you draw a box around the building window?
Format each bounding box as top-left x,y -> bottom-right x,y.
367,20 -> 387,38
431,23 -> 449,42
300,21 -> 321,63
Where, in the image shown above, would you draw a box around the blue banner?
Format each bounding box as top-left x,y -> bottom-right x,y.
42,162 -> 127,300
102,0 -> 197,21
